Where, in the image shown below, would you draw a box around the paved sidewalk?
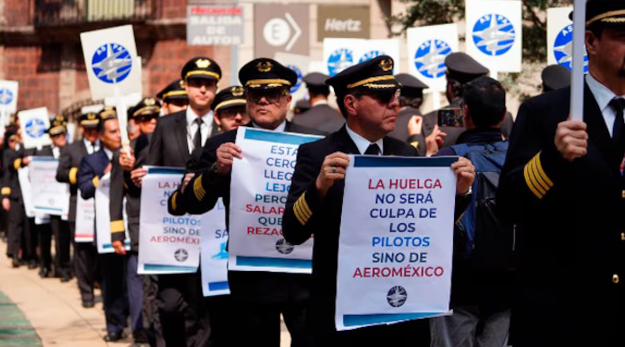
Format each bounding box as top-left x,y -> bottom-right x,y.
0,242 -> 292,346
0,291 -> 42,346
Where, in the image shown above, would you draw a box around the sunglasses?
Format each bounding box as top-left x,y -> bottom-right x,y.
248,89 -> 289,104
136,114 -> 159,123
168,99 -> 189,107
219,106 -> 246,119
354,88 -> 401,104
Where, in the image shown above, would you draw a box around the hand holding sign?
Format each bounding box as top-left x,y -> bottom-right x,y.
451,157 -> 476,195
216,142 -> 242,174
316,152 -> 350,199
555,120 -> 588,162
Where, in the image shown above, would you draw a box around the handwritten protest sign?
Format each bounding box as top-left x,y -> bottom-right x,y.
336,156 -> 457,330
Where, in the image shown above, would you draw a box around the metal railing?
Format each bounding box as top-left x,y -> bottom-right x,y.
34,0 -> 157,26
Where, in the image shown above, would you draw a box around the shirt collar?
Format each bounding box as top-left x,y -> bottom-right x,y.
586,73 -> 625,113
312,100 -> 328,107
103,147 -> 113,161
252,120 -> 287,133
186,106 -> 214,125
345,124 -> 384,155
83,138 -> 99,147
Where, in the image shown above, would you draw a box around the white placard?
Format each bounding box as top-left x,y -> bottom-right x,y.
29,157 -> 70,217
228,128 -> 321,273
95,173 -> 130,254
465,0 -> 522,73
138,167 -> 201,274
324,38 -> 363,77
548,7 -> 588,73
201,198 -> 230,297
308,61 -> 327,74
407,24 -> 459,92
335,156 -> 457,331
75,190 -> 95,243
18,108 -> 51,150
104,91 -> 143,109
0,80 -> 18,132
355,39 -> 401,74
80,25 -> 141,101
17,168 -> 35,218
274,52 -> 311,104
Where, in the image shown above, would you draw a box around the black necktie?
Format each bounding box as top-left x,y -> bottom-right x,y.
90,142 -> 96,154
193,118 -> 203,149
610,98 -> 625,145
365,143 -> 380,155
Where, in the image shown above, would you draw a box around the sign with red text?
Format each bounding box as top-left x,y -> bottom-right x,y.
138,167 -> 202,274
228,128 -> 321,273
30,157 -> 70,218
336,156 -> 457,331
75,190 -> 95,243
187,5 -> 244,46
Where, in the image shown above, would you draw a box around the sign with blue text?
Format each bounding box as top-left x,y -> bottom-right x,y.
80,25 -> 141,100
139,167 -> 202,274
407,24 -> 458,92
201,198 -> 230,297
548,7 -> 587,73
228,128 -> 322,273
465,0 -> 522,73
336,156 -> 457,331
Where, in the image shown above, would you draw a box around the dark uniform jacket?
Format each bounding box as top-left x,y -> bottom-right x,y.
181,121 -> 325,303
282,126 -> 471,338
146,110 -> 218,168
292,103 -> 345,134
389,106 -> 425,156
497,83 -> 625,345
109,134 -> 151,251
56,140 -> 90,222
78,148 -> 111,200
2,147 -> 24,201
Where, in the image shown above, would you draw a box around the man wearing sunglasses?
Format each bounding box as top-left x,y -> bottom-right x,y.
157,79 -> 189,115
107,97 -> 161,346
282,56 -> 476,346
180,58 -> 325,346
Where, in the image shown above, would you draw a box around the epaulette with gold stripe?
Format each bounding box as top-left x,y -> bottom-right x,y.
69,167 -> 78,185
110,220 -> 125,233
524,152 -> 553,199
293,193 -> 313,226
194,174 -> 206,201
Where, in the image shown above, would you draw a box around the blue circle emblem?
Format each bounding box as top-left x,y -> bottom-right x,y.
414,39 -> 452,79
174,249 -> 188,262
25,118 -> 46,139
0,88 -> 13,105
554,24 -> 588,73
387,286 -> 407,307
472,14 -> 516,56
359,50 -> 384,64
91,43 -> 133,84
327,48 -> 354,76
275,238 -> 294,255
287,64 -> 303,94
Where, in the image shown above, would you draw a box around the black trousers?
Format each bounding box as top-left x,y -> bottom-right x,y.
143,274 -> 161,347
100,253 -> 129,334
51,216 -> 71,274
72,222 -> 99,304
236,298 -> 311,347
7,198 -> 26,259
37,222 -> 53,270
157,272 -> 211,347
24,217 -> 39,262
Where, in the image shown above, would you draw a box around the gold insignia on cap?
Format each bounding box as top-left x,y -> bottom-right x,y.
145,98 -> 155,106
179,80 -> 185,88
88,113 -> 96,120
196,59 -> 211,68
232,87 -> 244,97
257,61 -> 272,72
380,59 -> 393,72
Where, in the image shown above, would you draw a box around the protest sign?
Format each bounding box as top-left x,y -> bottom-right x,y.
75,190 -> 95,243
30,157 -> 70,217
228,128 -> 320,273
323,38 -> 362,76
95,173 -> 130,254
0,80 -> 18,134
201,198 -> 230,297
407,24 -> 458,93
139,167 -> 201,274
18,108 -> 51,150
336,156 -> 457,330
17,168 -> 35,218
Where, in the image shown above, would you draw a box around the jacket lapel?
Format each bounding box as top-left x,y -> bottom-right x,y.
334,125 -> 360,155
583,82 -> 619,168
174,112 -> 190,160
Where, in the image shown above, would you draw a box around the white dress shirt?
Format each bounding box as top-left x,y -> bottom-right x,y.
252,120 -> 287,133
83,138 -> 101,155
586,73 -> 625,138
345,124 -> 383,155
103,147 -> 113,161
52,146 -> 60,159
186,107 -> 214,153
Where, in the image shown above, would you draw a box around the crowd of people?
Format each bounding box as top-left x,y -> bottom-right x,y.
1,1 -> 624,346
